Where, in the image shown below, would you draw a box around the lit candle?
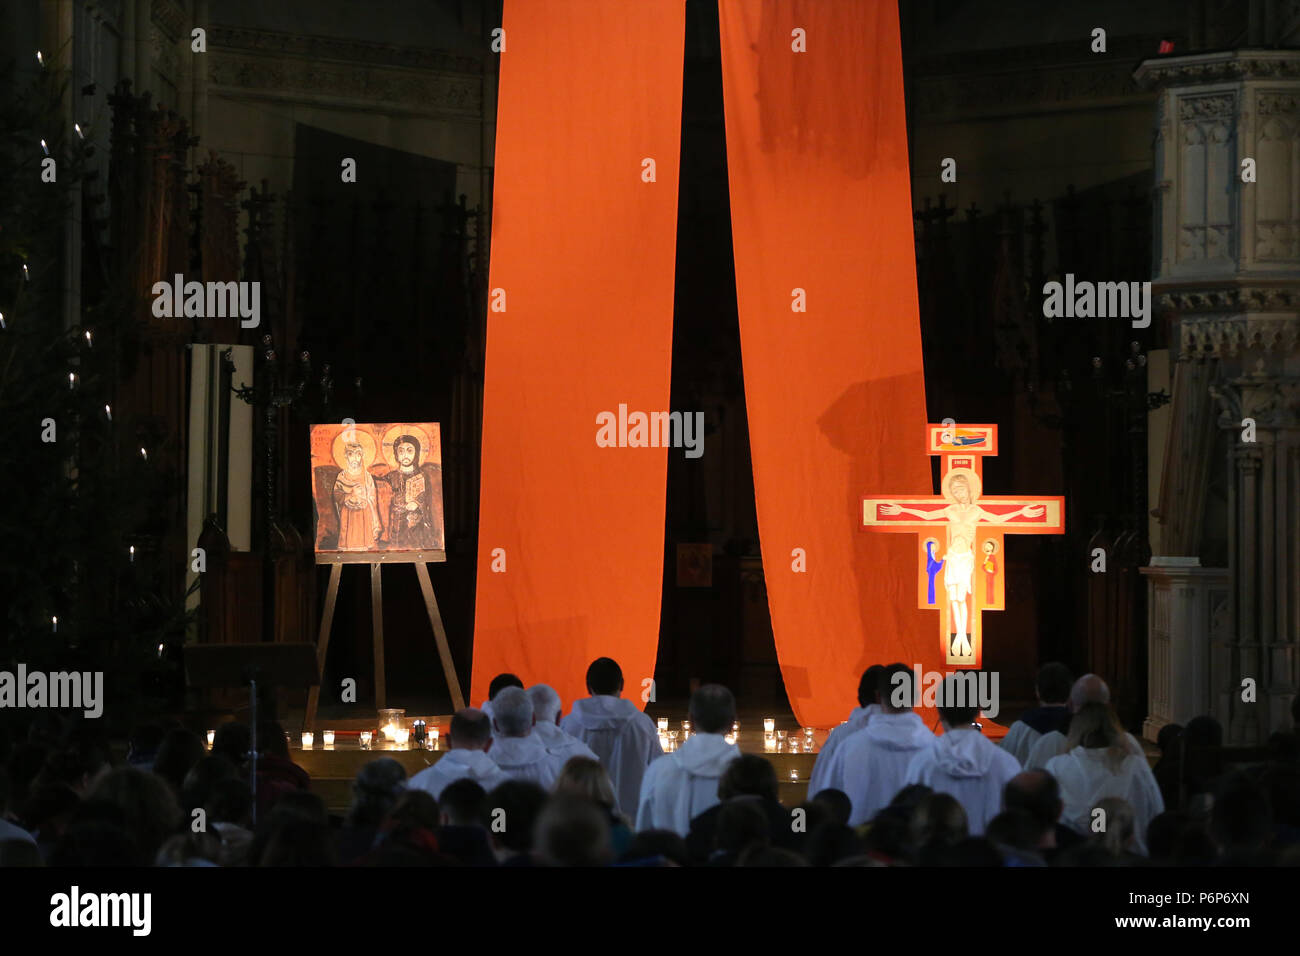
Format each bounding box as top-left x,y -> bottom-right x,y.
764,734 -> 777,752
431,727 -> 440,750
129,546 -> 135,562
206,729 -> 215,748
391,727 -> 409,747
51,615 -> 57,633
301,732 -> 314,749
763,717 -> 775,734
789,769 -> 799,782
657,718 -> 668,733
322,730 -> 335,747
724,733 -> 736,745
682,720 -> 691,733
104,404 -> 112,421
732,721 -> 740,733
359,731 -> 373,749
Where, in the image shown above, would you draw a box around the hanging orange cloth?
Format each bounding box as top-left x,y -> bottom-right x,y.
718,0 -> 943,727
470,0 -> 685,711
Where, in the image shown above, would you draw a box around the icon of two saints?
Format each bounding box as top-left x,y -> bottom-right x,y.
331,424 -> 443,552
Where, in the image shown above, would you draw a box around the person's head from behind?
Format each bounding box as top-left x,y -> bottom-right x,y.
1035,662 -> 1073,706
438,778 -> 488,828
1156,722 -> 1184,755
534,794 -> 613,866
1002,770 -> 1062,845
858,665 -> 884,708
585,658 -> 623,697
491,687 -> 535,739
181,754 -> 238,814
718,754 -> 778,803
256,722 -> 291,760
812,788 -> 852,827
488,673 -> 524,701
1068,674 -> 1110,712
89,766 -> 182,861
212,723 -> 251,766
448,708 -> 493,752
526,684 -> 563,725
554,757 -> 618,814
1067,702 -> 1121,747
486,780 -> 549,858
689,684 -> 736,735
1185,715 -> 1223,750
985,809 -> 1042,853
714,798 -> 769,857
260,821 -> 335,867
910,792 -> 968,848
347,758 -> 407,829
388,789 -> 440,832
878,663 -> 913,713
1211,772 -> 1272,854
206,777 -> 253,827
936,674 -> 980,730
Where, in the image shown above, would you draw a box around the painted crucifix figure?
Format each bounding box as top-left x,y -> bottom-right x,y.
862,424 -> 1064,667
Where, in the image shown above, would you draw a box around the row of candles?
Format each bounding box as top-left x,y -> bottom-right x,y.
656,718 -> 818,760
205,722 -> 440,751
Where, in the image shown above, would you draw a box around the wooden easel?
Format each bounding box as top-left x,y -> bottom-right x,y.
303,549 -> 466,731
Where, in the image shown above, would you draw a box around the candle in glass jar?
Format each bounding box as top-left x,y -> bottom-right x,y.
206,729 -> 215,748
657,718 -> 668,733
763,717 -> 775,734
301,732 -> 314,749
359,731 -> 373,749
764,734 -> 777,752
322,730 -> 335,747
391,727 -> 410,747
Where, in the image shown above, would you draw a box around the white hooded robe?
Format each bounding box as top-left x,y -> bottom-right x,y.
840,711 -> 937,826
635,732 -> 740,836
905,727 -> 1021,835
560,695 -> 662,814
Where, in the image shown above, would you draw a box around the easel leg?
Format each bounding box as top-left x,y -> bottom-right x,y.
304,563 -> 342,732
372,563 -> 386,711
415,561 -> 466,711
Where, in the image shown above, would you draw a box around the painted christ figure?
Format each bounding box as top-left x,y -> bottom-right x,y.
383,434 -> 444,550
333,442 -> 381,550
878,472 -> 1043,659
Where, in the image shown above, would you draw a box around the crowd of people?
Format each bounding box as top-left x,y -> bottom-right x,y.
1,657 -> 1297,866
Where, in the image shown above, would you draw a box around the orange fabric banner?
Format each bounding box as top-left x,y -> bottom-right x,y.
470,1 -> 685,711
718,0 -> 943,727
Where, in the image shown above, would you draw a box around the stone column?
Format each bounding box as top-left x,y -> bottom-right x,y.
1135,51 -> 1300,743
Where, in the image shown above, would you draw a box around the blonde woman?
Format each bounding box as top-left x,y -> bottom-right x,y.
1045,702 -> 1163,855
553,757 -> 633,858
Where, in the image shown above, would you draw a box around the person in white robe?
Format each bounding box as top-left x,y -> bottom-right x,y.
904,676 -> 1020,835
1044,702 -> 1164,855
999,661 -> 1072,767
636,684 -> 740,836
807,665 -> 882,798
407,708 -> 508,800
486,687 -> 569,789
526,684 -> 599,765
560,657 -> 662,815
1024,674 -> 1144,770
839,663 -> 937,826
